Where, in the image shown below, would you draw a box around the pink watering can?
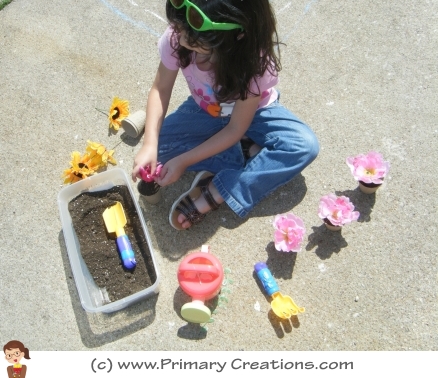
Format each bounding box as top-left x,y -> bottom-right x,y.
177,245 -> 224,323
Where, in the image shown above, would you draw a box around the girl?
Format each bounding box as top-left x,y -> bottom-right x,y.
3,340 -> 30,378
132,0 -> 319,230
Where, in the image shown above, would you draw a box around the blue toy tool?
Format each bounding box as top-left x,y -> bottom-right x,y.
254,262 -> 305,319
103,201 -> 137,269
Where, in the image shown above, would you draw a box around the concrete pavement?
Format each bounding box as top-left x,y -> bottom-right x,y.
0,0 -> 437,350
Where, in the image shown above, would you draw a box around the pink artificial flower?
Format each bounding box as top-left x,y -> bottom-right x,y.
346,151 -> 390,184
273,213 -> 306,252
139,163 -> 163,182
318,194 -> 360,226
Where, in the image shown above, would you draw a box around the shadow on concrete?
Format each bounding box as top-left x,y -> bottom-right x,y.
268,311 -> 301,339
177,323 -> 208,340
335,187 -> 376,223
265,242 -> 298,279
58,231 -> 158,348
119,131 -> 144,147
250,174 -> 307,218
139,173 -> 308,262
173,286 -> 192,319
252,256 -> 297,298
305,224 -> 348,259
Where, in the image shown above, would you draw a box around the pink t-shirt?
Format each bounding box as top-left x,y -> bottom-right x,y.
158,27 -> 279,117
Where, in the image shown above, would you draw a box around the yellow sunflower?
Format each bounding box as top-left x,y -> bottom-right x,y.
62,142 -> 117,185
62,151 -> 96,184
108,97 -> 129,131
100,149 -> 117,165
86,140 -> 107,156
86,140 -> 117,166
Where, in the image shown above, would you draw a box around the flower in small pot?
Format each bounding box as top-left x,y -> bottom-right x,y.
318,194 -> 360,231
273,213 -> 306,252
346,151 -> 390,194
137,163 -> 163,204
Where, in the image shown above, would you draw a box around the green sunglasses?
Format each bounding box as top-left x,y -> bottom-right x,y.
170,0 -> 243,32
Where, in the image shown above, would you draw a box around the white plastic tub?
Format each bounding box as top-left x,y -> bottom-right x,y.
57,168 -> 160,313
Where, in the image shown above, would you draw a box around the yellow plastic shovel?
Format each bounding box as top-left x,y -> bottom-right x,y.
102,201 -> 137,270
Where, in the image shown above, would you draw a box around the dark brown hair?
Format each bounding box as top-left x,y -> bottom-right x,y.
3,341 -> 31,360
166,0 -> 282,102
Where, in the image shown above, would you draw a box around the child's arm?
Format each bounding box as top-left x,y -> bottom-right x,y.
132,62 -> 178,181
157,95 -> 261,187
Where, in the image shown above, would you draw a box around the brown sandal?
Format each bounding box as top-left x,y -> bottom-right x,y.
169,171 -> 220,230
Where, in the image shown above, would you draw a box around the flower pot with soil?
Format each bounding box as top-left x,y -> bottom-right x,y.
137,164 -> 162,204
322,218 -> 342,231
358,180 -> 382,194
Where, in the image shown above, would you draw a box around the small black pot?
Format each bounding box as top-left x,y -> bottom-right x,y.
137,180 -> 161,204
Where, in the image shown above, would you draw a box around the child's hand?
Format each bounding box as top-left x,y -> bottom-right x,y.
132,148 -> 158,182
155,157 -> 187,187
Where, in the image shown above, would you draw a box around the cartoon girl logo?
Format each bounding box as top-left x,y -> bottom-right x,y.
3,341 -> 30,378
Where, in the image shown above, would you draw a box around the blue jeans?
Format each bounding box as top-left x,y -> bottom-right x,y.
158,96 -> 319,217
